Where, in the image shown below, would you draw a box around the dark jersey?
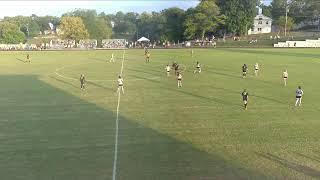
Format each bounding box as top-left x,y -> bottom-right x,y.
242,91 -> 249,101
80,76 -> 85,84
242,65 -> 247,72
27,54 -> 30,59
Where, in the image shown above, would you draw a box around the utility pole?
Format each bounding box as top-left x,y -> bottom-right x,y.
284,0 -> 289,37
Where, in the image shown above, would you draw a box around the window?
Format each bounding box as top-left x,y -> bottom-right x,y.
258,28 -> 262,31
266,21 -> 269,25
259,17 -> 263,20
258,21 -> 262,24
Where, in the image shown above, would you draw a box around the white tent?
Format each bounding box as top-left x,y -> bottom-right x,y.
137,37 -> 150,42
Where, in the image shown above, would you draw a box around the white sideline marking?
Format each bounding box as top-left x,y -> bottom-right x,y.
112,49 -> 125,180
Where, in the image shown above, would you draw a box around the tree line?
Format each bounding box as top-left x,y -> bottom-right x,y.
0,0 -> 319,44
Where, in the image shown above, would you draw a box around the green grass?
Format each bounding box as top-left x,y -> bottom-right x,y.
0,48 -> 320,179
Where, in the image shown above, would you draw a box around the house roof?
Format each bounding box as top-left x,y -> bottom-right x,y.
255,14 -> 272,21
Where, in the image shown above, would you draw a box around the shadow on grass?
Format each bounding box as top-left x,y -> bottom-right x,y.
49,75 -> 79,89
256,152 -> 320,178
129,74 -> 241,107
16,58 -> 27,63
0,75 -> 267,180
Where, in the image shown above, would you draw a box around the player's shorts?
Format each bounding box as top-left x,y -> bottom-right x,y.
167,71 -> 170,72
197,67 -> 200,69
243,100 -> 248,104
178,78 -> 182,81
284,77 -> 288,79
255,69 -> 259,71
119,84 -> 123,87
296,96 -> 301,99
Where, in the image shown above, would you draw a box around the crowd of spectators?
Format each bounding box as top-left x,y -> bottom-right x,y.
102,39 -> 127,49
79,40 -> 97,49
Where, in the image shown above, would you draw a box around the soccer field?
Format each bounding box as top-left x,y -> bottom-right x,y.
0,48 -> 320,180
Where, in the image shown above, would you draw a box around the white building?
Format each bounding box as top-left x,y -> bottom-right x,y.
248,14 -> 272,35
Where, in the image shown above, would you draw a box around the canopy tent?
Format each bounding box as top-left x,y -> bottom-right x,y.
137,37 -> 150,42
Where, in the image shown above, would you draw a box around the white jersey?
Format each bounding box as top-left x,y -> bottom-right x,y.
177,74 -> 182,80
118,78 -> 123,85
166,66 -> 171,72
296,89 -> 304,97
283,71 -> 288,78
254,64 -> 259,70
196,63 -> 201,68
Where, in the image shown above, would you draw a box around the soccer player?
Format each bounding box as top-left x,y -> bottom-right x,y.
254,63 -> 259,76
117,75 -> 124,94
109,53 -> 115,62
80,74 -> 86,90
283,69 -> 288,86
295,86 -> 304,107
144,47 -> 149,55
145,52 -> 150,63
194,61 -> 201,73
165,64 -> 171,76
26,54 -> 30,63
191,49 -> 194,57
241,89 -> 249,110
242,64 -> 248,78
177,72 -> 183,88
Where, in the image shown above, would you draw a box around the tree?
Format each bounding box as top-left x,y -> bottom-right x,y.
33,15 -> 60,34
0,21 -> 25,43
59,16 -> 89,44
218,0 -> 256,35
136,12 -> 166,41
184,0 -> 225,40
276,16 -> 295,33
63,10 -> 112,41
3,16 -> 40,37
162,7 -> 186,42
261,5 -> 272,17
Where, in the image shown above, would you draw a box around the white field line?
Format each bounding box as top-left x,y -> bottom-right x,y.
54,61 -> 160,82
112,49 -> 125,180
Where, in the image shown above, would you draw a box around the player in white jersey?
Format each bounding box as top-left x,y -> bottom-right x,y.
177,72 -> 183,88
194,61 -> 201,73
117,75 -> 124,94
282,69 -> 288,86
110,53 -> 115,62
254,63 -> 259,76
295,86 -> 304,106
165,64 -> 171,76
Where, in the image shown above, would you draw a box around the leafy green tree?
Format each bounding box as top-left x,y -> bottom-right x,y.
184,0 -> 225,40
63,10 -> 112,40
3,16 -> 40,37
162,7 -> 186,42
276,16 -> 295,33
33,15 -> 60,34
59,16 -> 89,43
218,0 -> 256,35
136,12 -> 166,41
0,21 -> 25,43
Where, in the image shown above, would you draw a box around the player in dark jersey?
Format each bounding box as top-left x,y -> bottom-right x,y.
80,74 -> 86,90
241,89 -> 249,110
26,54 -> 30,63
242,64 -> 248,78
193,61 -> 201,73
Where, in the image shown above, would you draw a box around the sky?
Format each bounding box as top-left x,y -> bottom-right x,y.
0,0 -> 200,18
